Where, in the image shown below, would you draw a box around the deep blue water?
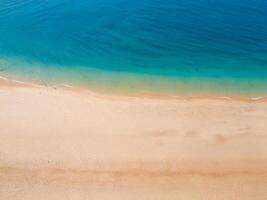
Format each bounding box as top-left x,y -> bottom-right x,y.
0,0 -> 267,95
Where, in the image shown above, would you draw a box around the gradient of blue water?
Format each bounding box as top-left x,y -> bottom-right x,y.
0,0 -> 267,94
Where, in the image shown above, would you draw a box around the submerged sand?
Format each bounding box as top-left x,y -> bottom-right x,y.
0,77 -> 267,199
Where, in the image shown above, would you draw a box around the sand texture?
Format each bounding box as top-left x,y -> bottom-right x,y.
1,78 -> 267,199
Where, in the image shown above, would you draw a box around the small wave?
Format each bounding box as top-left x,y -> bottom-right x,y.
251,96 -> 267,101
0,76 -> 9,81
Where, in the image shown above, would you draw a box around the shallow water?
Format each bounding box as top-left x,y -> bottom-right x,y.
0,0 -> 267,96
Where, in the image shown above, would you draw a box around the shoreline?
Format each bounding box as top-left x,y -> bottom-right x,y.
1,75 -> 267,103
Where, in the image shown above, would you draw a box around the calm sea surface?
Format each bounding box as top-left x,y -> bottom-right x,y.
0,0 -> 267,96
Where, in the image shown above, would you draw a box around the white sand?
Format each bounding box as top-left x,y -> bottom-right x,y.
1,78 -> 267,199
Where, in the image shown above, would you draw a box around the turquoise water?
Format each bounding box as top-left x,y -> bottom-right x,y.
0,0 -> 267,96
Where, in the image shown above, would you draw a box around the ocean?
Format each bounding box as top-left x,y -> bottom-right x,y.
0,0 -> 267,96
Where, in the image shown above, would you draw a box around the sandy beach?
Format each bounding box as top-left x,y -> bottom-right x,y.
1,77 -> 267,199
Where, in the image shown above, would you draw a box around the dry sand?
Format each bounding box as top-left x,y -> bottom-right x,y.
0,77 -> 267,199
